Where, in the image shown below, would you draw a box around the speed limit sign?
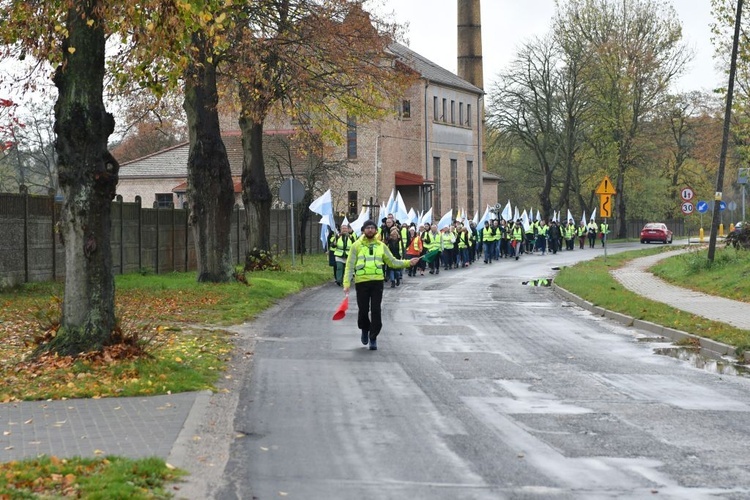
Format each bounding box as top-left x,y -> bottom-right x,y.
681,186 -> 694,201
681,201 -> 694,215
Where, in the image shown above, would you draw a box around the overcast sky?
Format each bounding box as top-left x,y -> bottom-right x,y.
377,0 -> 725,93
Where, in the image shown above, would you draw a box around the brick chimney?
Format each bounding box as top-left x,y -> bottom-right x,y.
457,0 -> 483,90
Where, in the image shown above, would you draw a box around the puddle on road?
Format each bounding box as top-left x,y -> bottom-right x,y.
653,347 -> 750,377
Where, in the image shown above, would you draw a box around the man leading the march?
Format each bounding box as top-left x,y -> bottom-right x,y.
343,220 -> 420,351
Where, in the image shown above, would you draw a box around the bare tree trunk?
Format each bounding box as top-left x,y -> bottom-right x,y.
183,37 -> 235,282
239,105 -> 272,258
47,0 -> 118,355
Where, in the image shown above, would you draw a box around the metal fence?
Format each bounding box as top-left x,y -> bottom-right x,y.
0,192 -> 323,286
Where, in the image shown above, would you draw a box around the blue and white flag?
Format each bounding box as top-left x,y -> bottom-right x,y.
502,200 -> 512,221
581,210 -> 587,226
406,208 -> 417,225
536,209 -> 541,221
385,188 -> 396,215
320,213 -> 336,249
566,209 -> 573,223
513,206 -> 520,222
437,208 -> 453,231
350,207 -> 370,236
393,191 -> 409,222
477,205 -> 491,227
309,189 -> 333,216
590,208 -> 597,222
521,210 -> 530,231
419,207 -> 433,226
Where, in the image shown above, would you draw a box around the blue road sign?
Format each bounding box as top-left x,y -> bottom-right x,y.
696,201 -> 709,213
720,201 -> 727,211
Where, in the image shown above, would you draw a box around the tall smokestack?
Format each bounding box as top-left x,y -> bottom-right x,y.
457,0 -> 483,90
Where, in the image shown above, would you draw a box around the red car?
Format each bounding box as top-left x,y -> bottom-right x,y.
640,223 -> 673,244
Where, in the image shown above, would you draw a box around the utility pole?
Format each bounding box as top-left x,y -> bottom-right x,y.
709,0 -> 743,263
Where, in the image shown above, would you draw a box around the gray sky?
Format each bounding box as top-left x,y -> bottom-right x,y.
378,0 -> 725,93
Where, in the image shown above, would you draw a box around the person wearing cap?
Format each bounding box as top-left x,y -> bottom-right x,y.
343,220 -> 420,350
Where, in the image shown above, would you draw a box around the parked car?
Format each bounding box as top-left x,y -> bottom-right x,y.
640,223 -> 673,244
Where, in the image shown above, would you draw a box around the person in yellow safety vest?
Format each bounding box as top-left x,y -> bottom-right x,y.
400,224 -> 409,250
535,220 -> 549,255
577,221 -> 587,249
512,220 -> 524,260
525,221 -> 535,253
441,226 -> 456,270
421,223 -> 442,274
457,226 -> 471,267
481,221 -> 494,264
599,220 -> 609,247
586,220 -> 598,248
343,220 -> 420,350
564,220 -> 576,251
333,224 -> 357,286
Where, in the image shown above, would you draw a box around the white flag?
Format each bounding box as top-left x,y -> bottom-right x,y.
437,208 -> 453,230
309,189 -> 332,215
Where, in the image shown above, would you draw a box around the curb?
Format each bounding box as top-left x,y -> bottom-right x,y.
552,284 -> 739,361
166,390 -> 213,469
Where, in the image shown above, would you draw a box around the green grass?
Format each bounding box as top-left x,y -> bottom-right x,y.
650,246 -> 750,302
0,254 -> 332,402
555,246 -> 750,353
0,455 -> 185,499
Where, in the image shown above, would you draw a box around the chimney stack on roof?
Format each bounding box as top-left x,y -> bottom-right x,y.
457,0 -> 484,90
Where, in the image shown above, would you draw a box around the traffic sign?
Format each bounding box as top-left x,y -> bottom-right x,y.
680,186 -> 694,202
599,194 -> 613,217
681,202 -> 694,215
728,201 -> 737,211
719,201 -> 727,211
279,178 -> 305,204
595,176 -> 617,195
696,200 -> 709,213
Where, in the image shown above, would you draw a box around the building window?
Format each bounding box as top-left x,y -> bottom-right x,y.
466,104 -> 472,126
450,159 -> 458,210
155,193 -> 173,208
401,99 -> 411,119
432,157 -> 441,215
450,100 -> 455,124
459,102 -> 464,127
433,96 -> 439,121
442,98 -> 447,122
348,191 -> 358,218
466,161 -> 474,214
347,115 -> 357,159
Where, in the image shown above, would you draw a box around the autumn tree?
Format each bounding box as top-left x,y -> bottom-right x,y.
230,0 -> 413,262
0,0 -> 120,355
110,92 -> 186,163
557,0 -> 690,238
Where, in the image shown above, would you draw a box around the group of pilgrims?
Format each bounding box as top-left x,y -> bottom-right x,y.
328,211 -> 611,288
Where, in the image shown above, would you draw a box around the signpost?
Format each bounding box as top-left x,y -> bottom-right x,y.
279,178 -> 305,266
595,176 -> 616,258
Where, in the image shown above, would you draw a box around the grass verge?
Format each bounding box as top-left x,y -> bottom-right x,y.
0,254 -> 332,402
0,455 -> 185,499
554,246 -> 750,354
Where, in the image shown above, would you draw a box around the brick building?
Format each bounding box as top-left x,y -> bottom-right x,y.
117,42 -> 498,217
332,42 -> 497,220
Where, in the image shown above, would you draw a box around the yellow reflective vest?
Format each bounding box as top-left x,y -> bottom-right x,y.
343,237 -> 410,287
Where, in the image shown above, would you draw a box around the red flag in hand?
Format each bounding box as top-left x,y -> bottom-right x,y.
332,296 -> 349,320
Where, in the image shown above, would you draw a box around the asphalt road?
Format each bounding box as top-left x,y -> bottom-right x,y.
210,242 -> 750,499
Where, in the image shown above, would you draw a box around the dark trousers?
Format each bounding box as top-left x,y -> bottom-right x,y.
355,280 -> 384,339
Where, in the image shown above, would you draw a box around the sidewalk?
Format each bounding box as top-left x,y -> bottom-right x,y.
610,250 -> 750,331
2,248 -> 748,469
